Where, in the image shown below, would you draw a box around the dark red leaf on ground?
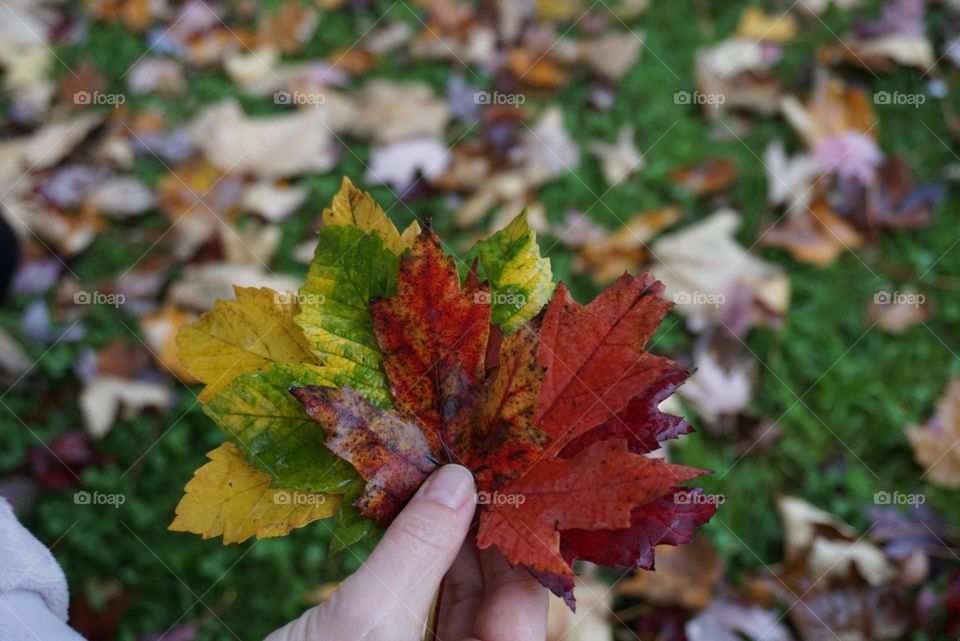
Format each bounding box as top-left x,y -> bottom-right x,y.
27,430 -> 109,490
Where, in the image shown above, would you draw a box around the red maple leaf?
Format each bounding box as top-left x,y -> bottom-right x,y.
292,228 -> 716,607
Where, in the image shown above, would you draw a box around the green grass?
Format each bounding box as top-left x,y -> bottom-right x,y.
1,0 -> 958,639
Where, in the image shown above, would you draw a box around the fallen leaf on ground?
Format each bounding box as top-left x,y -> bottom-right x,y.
820,34 -> 934,72
351,80 -> 450,144
865,285 -> 932,335
763,199 -> 864,267
778,496 -> 896,586
156,159 -> 243,258
760,496 -> 909,641
22,113 -> 103,170
866,502 -> 950,582
167,264 -> 299,311
687,598 -> 793,641
512,106 -> 580,183
588,125 -> 644,187
579,32 -> 643,80
256,1 -> 319,54
220,218 -> 282,267
79,376 -> 172,438
240,181 -> 308,222
28,430 -> 109,490
0,0 -> 56,120
736,7 -> 798,43
651,209 -> 790,331
763,140 -> 823,215
0,327 -> 31,376
364,137 -> 452,193
852,156 -> 944,232
668,159 -> 737,196
616,537 -> 722,609
140,306 -> 197,382
907,377 -> 960,488
679,348 -> 754,423
86,176 -> 156,218
821,1 -> 932,72
189,99 -> 351,177
695,38 -> 783,116
127,57 -> 185,95
780,69 -> 881,185
574,207 -> 682,283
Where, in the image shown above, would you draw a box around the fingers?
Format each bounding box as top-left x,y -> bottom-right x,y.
437,538 -> 483,641
263,465 -> 476,641
472,546 -> 549,641
337,465 -> 477,639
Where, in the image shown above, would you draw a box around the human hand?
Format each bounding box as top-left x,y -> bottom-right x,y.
264,464 -> 549,641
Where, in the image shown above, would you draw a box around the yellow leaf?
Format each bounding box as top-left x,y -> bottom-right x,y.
322,177 -> 420,254
735,7 -> 797,43
177,286 -> 317,401
535,0 -> 586,21
170,443 -> 340,543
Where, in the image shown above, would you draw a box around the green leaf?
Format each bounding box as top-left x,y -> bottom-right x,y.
461,211 -> 554,333
204,362 -> 359,493
294,224 -> 400,408
328,485 -> 380,554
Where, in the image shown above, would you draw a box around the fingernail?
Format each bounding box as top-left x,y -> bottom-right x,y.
421,465 -> 474,510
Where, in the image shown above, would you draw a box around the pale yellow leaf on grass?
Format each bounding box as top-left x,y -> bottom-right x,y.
907,377 -> 960,489
735,7 -> 797,43
322,176 -> 420,254
170,442 -> 340,544
177,286 -> 317,401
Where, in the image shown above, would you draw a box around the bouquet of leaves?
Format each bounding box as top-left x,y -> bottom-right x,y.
170,177 -> 717,607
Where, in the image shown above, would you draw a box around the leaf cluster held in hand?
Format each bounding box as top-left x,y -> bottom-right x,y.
171,176 -> 716,608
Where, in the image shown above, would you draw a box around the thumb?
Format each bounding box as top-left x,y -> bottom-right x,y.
335,465 -> 476,637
